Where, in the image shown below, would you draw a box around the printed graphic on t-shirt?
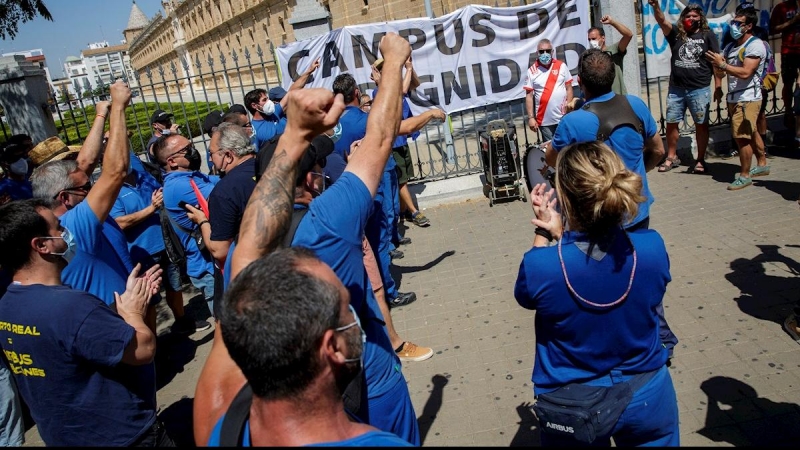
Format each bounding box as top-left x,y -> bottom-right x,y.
675,37 -> 706,69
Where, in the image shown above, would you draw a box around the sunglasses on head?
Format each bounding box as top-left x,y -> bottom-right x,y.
538,49 -> 553,54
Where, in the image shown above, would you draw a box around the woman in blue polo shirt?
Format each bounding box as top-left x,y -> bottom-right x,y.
514,141 -> 679,446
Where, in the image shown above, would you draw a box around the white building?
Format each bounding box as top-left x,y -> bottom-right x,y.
1,48 -> 54,88
62,56 -> 93,97
81,40 -> 136,89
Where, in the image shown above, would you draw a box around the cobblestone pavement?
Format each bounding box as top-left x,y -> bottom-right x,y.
23,146 -> 800,447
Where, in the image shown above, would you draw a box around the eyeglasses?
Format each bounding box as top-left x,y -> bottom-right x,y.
538,49 -> 553,54
166,143 -> 193,161
53,181 -> 92,199
730,20 -> 745,26
243,122 -> 252,128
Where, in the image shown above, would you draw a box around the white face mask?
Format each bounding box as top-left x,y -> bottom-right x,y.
10,158 -> 28,176
257,101 -> 276,116
589,39 -> 601,50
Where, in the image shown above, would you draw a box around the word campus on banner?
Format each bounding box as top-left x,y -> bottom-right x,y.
642,0 -> 776,80
276,0 -> 589,115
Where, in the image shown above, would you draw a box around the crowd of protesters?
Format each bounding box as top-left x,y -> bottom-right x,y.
0,1 -> 799,447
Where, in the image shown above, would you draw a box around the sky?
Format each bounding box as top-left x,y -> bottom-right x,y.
0,0 -> 164,79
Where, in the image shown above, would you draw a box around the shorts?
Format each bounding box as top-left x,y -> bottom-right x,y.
392,144 -> 414,185
728,101 -> 761,140
780,53 -> 800,86
666,86 -> 710,124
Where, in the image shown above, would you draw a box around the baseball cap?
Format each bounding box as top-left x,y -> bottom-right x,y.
268,86 -> 287,101
202,111 -> 224,136
256,134 -> 334,185
228,104 -> 248,115
150,109 -> 173,125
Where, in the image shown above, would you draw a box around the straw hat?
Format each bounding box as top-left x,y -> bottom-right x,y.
29,137 -> 81,166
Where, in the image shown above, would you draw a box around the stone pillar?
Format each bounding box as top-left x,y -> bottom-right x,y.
288,0 -> 331,43
0,55 -> 59,143
599,0 -> 641,96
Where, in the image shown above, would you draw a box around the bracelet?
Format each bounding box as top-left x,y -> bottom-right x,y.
198,220 -> 210,227
96,114 -> 106,119
718,62 -> 727,70
534,227 -> 553,242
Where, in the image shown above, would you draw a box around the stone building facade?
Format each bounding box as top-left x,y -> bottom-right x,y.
123,0 -> 515,95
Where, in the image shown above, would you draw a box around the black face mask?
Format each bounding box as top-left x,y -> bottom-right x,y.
186,146 -> 202,171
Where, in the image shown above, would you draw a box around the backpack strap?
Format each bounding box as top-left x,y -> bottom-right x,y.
282,207 -> 310,248
219,383 -> 253,447
581,94 -> 645,143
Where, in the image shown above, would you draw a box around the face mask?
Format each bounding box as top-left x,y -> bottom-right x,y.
328,123 -> 343,144
730,24 -> 744,40
538,52 -> 552,66
256,101 -> 276,116
683,18 -> 697,31
588,39 -> 601,50
335,304 -> 366,370
10,158 -> 28,177
186,146 -> 202,171
43,227 -> 77,264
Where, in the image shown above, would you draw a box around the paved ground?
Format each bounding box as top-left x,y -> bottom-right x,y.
22,139 -> 800,447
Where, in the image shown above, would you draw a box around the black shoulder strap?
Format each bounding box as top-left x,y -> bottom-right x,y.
219,383 -> 253,447
282,207 -> 310,248
581,94 -> 645,142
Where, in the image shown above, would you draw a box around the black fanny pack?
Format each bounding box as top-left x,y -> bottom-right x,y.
532,368 -> 660,444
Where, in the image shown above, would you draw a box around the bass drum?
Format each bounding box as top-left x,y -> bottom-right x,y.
523,143 -> 556,193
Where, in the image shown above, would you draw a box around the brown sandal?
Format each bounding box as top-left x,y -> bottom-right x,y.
658,157 -> 679,172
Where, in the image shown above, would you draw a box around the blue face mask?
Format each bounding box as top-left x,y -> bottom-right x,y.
328,123 -> 343,144
538,52 -> 552,66
730,23 -> 744,40
335,304 -> 365,369
43,227 -> 77,263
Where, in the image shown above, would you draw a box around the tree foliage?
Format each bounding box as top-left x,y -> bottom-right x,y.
0,0 -> 53,40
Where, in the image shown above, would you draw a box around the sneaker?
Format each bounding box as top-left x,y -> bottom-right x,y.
721,149 -> 739,160
749,165 -> 770,177
396,236 -> 412,246
389,292 -> 417,309
389,249 -> 404,260
727,175 -> 752,191
395,341 -> 434,362
784,314 -> 800,341
171,316 -> 212,335
411,211 -> 431,227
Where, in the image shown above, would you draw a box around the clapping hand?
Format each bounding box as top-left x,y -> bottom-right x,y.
529,183 -> 562,239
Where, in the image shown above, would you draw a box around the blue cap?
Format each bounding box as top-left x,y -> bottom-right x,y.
268,86 -> 287,101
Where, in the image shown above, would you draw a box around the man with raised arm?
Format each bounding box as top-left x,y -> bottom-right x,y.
193,33 -> 421,446
30,81 -> 137,306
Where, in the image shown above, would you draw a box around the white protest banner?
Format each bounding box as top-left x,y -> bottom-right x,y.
275,0 -> 589,115
642,0 -> 777,80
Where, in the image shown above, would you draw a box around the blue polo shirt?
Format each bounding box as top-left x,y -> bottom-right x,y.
110,183 -> 165,265
163,171 -> 219,278
291,173 -> 406,414
551,92 -> 657,227
514,229 -> 670,395
0,284 -> 156,446
59,201 -> 133,306
208,158 -> 256,242
206,419 -> 412,446
326,106 -> 369,183
252,104 -> 285,151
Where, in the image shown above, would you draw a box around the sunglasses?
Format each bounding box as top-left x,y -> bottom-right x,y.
54,181 -> 92,199
730,20 -> 746,26
166,143 -> 194,161
538,49 -> 553,54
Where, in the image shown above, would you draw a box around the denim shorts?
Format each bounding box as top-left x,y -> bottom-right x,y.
666,86 -> 710,124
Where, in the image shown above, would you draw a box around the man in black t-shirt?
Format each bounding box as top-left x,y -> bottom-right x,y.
184,123 -> 256,273
651,0 -> 721,174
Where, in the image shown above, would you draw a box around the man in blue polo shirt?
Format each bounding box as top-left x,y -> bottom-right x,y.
193,35 -> 421,446
544,49 -> 676,358
30,83 -> 136,306
111,159 -> 211,335
154,134 -> 220,318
